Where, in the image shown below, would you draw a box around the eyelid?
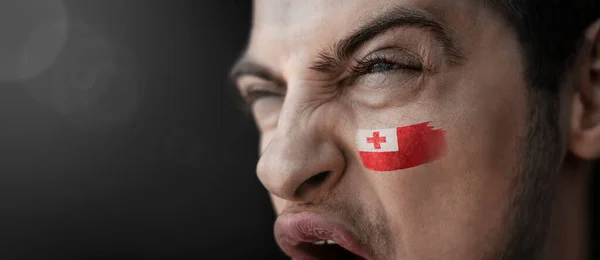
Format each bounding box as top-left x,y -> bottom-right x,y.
241,82 -> 285,105
373,46 -> 421,64
347,47 -> 425,76
246,83 -> 284,96
368,52 -> 422,70
238,75 -> 282,94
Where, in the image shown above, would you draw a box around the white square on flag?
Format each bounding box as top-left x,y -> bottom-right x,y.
357,128 -> 399,152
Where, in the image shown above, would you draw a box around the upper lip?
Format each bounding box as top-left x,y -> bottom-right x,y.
274,211 -> 372,260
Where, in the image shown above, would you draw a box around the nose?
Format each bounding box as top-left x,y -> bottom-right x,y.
256,102 -> 345,203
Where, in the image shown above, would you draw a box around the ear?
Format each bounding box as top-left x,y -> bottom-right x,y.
570,19 -> 600,160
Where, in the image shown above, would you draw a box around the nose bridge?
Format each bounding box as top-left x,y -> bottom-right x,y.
271,81 -> 326,146
256,82 -> 344,202
276,82 -> 315,134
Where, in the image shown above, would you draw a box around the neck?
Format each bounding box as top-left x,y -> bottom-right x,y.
543,162 -> 590,260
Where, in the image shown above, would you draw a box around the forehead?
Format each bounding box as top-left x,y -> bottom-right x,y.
253,0 -> 354,26
249,0 -> 480,67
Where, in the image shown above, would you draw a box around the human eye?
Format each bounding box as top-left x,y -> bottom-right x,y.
352,54 -> 422,75
346,47 -> 424,87
243,84 -> 284,106
236,80 -> 284,130
236,77 -> 285,108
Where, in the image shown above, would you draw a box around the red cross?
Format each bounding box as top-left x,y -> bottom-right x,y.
367,131 -> 386,149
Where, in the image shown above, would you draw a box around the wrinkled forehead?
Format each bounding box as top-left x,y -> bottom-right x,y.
248,0 -> 478,72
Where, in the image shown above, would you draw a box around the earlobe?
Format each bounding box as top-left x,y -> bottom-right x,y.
570,92 -> 600,159
570,19 -> 600,160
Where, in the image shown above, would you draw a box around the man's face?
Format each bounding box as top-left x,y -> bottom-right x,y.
233,0 -> 554,259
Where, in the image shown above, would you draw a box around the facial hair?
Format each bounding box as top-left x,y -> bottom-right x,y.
496,87 -> 566,260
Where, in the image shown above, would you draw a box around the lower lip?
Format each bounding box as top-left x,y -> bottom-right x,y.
274,212 -> 371,259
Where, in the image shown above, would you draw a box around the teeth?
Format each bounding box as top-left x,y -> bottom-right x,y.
311,240 -> 336,245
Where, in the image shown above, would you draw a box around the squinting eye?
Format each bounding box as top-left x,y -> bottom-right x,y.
245,89 -> 279,105
241,82 -> 286,108
349,54 -> 423,79
246,88 -> 284,131
369,62 -> 400,73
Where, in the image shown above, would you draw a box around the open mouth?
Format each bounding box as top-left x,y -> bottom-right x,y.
274,212 -> 372,260
294,239 -> 366,259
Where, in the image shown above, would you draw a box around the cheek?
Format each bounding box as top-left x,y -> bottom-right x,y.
363,105 -> 527,259
353,67 -> 529,258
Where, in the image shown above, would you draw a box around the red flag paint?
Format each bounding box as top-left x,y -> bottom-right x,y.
357,122 -> 447,171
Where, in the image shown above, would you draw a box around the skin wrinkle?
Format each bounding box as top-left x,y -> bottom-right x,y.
312,6 -> 464,75
235,0 -> 599,259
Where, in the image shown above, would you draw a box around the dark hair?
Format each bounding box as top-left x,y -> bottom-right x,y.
487,0 -> 599,93
488,1 -> 600,258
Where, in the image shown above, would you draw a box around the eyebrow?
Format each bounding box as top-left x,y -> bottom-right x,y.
311,6 -> 465,73
229,58 -> 285,87
229,5 -> 465,82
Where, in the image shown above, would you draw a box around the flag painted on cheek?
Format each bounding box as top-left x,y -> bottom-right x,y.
357,122 -> 447,171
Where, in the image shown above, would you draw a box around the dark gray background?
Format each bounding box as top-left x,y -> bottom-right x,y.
0,1 -> 285,259
0,1 -> 596,260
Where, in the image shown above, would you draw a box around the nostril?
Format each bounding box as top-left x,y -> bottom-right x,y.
294,171 -> 331,197
305,171 -> 331,186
